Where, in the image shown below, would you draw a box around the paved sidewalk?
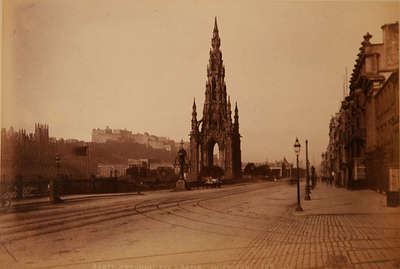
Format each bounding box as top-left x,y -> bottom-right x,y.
297,182 -> 400,216
233,182 -> 400,268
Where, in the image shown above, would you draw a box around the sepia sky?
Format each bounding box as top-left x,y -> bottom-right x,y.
2,0 -> 399,164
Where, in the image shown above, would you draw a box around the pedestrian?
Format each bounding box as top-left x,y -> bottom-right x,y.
311,166 -> 316,189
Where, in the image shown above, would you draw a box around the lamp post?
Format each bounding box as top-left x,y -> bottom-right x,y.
294,138 -> 303,211
174,140 -> 190,190
305,140 -> 311,200
50,153 -> 62,203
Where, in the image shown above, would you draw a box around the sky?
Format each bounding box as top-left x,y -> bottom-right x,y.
2,0 -> 399,165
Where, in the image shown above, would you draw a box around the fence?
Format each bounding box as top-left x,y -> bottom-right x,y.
0,176 -> 177,200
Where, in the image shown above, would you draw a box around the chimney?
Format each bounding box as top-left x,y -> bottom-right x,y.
381,22 -> 399,70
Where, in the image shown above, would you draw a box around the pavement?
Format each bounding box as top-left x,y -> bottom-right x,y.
296,181 -> 399,215
1,179 -> 400,269
234,181 -> 400,269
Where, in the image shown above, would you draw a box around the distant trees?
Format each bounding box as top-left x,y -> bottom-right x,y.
244,163 -> 256,175
244,163 -> 271,177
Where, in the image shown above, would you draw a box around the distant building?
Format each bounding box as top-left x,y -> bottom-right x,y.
0,123 -> 102,184
65,139 -> 81,144
97,164 -> 128,178
268,158 -> 291,178
127,158 -> 174,170
1,124 -> 53,182
128,158 -> 149,169
92,126 -> 181,152
91,126 -> 134,143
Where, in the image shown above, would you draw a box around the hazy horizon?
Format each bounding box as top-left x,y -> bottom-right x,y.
2,0 -> 399,164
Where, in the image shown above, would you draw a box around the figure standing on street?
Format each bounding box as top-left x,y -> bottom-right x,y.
311,166 -> 316,189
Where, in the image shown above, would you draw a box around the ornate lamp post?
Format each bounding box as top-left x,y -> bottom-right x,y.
294,138 -> 303,211
174,140 -> 190,190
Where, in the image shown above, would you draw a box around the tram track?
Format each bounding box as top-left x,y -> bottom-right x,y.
171,201 -> 265,232
0,182 -> 273,243
23,183 -> 280,269
130,186 -> 275,238
2,181 -> 400,269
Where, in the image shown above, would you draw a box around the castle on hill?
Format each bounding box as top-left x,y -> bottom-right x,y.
91,126 -> 188,152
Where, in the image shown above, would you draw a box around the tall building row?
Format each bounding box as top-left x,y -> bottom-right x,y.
323,22 -> 399,191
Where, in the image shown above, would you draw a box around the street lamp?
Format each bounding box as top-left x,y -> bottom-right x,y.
305,140 -> 311,200
294,138 -> 303,211
50,153 -> 63,203
174,140 -> 190,190
175,147 -> 187,181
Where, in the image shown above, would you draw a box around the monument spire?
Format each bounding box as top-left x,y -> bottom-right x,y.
190,18 -> 241,180
191,98 -> 198,132
234,102 -> 239,132
211,17 -> 221,50
227,96 -> 232,129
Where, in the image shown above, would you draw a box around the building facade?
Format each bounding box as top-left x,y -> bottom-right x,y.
1,124 -> 53,183
189,18 -> 242,180
325,22 -> 399,191
97,164 -> 128,178
269,158 -> 292,178
0,124 -> 101,183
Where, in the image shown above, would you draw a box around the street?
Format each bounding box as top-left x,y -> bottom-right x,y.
1,180 -> 400,269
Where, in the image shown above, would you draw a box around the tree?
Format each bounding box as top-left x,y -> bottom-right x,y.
244,163 -> 270,177
254,164 -> 270,176
244,163 -> 256,175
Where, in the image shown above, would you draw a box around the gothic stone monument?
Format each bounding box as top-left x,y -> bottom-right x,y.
189,18 -> 242,180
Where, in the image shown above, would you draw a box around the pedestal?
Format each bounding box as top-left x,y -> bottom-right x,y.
175,179 -> 186,190
387,191 -> 399,207
49,178 -> 63,203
